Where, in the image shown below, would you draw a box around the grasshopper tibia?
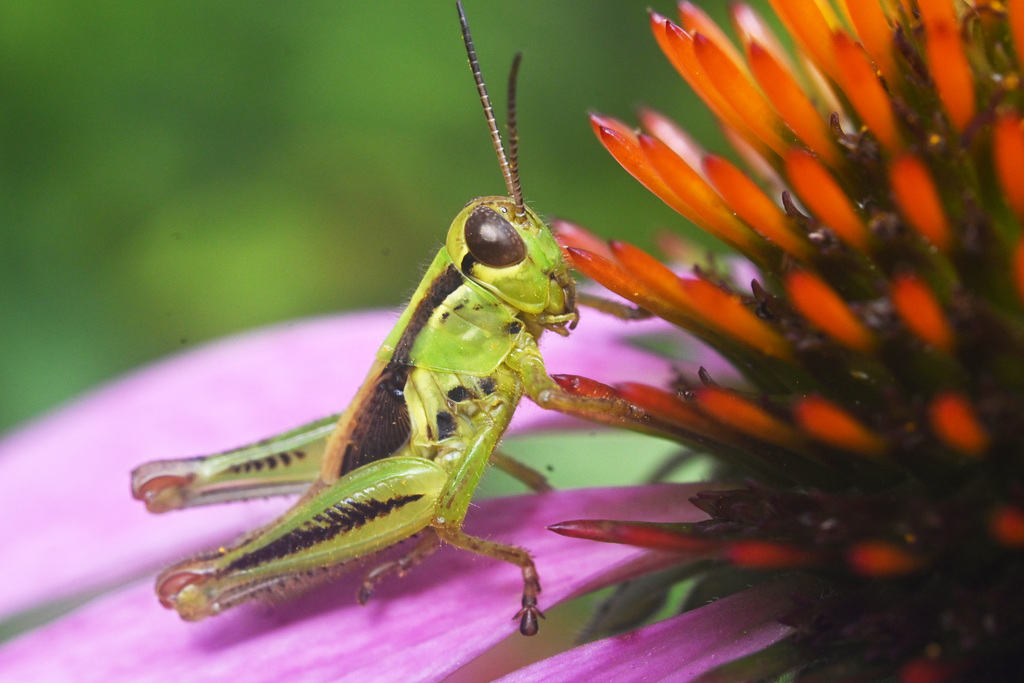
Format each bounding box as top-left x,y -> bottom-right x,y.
575,292 -> 654,321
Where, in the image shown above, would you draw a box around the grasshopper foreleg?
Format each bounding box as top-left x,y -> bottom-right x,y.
508,337 -> 647,425
575,292 -> 653,320
489,450 -> 554,493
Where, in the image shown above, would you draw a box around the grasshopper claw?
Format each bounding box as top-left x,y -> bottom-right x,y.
156,567 -> 217,620
131,462 -> 195,513
515,566 -> 544,636
515,600 -> 545,636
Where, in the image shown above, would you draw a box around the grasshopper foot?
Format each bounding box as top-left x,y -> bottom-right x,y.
156,561 -> 221,621
131,460 -> 196,513
515,599 -> 545,636
514,565 -> 544,636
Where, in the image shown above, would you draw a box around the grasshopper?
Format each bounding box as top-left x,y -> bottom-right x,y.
131,2 -> 634,636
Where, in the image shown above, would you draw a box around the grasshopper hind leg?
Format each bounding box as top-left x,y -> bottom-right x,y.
154,457 -> 449,621
132,414 -> 337,513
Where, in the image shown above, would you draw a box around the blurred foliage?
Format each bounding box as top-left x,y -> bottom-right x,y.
0,1 -> 742,433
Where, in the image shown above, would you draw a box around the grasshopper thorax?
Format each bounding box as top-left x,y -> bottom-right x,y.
446,196 -> 575,323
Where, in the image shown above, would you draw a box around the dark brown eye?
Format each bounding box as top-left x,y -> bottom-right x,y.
464,205 -> 526,268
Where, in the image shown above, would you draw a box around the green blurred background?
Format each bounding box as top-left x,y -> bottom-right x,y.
0,1 -> 750,433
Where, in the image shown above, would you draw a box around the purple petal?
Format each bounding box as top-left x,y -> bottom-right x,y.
0,310 -> 678,618
498,575 -> 820,682
0,484 -> 708,682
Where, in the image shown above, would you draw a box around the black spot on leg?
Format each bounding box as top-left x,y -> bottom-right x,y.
436,411 -> 457,440
503,321 -> 523,336
392,265 -> 464,365
479,377 -> 496,395
447,386 -> 473,403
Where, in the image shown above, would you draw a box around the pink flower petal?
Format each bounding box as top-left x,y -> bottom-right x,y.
0,484 -> 707,682
498,575 -> 820,682
0,310 -> 678,618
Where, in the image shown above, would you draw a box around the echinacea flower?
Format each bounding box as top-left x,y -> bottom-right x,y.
544,0 -> 1024,680
1,311 -> 776,681
5,1 -> 1024,682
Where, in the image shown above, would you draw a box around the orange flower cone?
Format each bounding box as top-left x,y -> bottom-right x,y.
551,2 -> 1024,679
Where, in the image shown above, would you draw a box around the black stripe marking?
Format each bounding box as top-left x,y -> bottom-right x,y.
392,264 -> 464,365
226,494 -> 425,572
229,448 -> 308,474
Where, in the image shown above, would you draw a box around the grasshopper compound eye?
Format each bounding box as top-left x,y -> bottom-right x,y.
464,205 -> 527,268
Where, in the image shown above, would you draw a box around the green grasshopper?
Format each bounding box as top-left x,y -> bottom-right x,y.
131,2 -> 634,636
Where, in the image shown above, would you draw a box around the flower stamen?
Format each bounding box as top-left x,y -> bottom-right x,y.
889,154 -> 954,252
785,271 -> 878,352
693,387 -> 807,451
703,154 -> 815,261
847,539 -> 926,576
793,395 -> 888,456
746,41 -> 843,167
928,391 -> 991,456
833,31 -> 903,152
890,272 -> 955,351
785,150 -> 873,251
768,0 -> 842,82
919,0 -> 977,132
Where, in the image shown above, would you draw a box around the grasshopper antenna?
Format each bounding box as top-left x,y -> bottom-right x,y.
457,2 -> 528,224
506,52 -> 524,220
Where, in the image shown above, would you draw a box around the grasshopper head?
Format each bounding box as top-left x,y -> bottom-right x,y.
447,196 -> 576,328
